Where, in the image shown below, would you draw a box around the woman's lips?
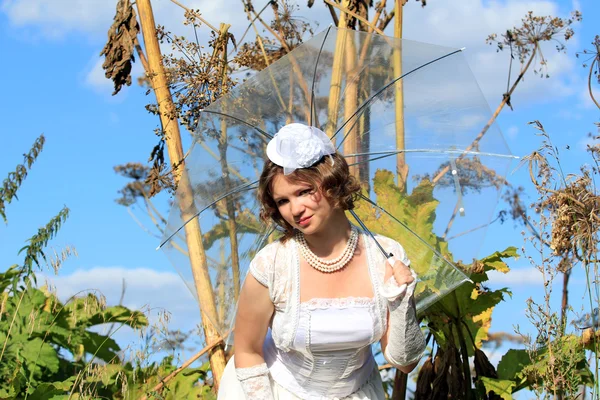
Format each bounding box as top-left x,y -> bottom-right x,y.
297,216 -> 312,227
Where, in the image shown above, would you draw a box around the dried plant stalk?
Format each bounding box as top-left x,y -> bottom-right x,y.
393,0 -> 407,193
135,0 -> 226,388
343,32 -> 360,179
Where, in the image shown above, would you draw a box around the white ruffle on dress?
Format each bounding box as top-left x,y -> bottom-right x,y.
218,230 -> 411,400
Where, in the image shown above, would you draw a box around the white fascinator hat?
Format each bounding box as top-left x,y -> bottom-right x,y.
266,123 -> 336,175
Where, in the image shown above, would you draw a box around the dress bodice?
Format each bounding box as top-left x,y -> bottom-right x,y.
264,297 -> 380,399
249,230 -> 411,399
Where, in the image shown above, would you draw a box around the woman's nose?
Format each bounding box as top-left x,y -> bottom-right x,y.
290,198 -> 305,216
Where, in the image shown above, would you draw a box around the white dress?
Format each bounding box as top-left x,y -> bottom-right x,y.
218,231 -> 410,400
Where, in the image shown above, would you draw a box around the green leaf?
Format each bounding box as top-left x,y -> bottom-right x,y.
51,377 -> 76,391
497,349 -> 532,381
0,265 -> 22,293
480,377 -> 516,400
0,381 -> 19,399
479,247 -> 519,273
15,337 -> 60,382
87,305 -> 149,329
466,288 -> 510,317
27,383 -> 64,400
81,331 -> 121,363
202,209 -> 262,251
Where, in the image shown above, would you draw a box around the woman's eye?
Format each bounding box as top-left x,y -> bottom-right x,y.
300,189 -> 312,196
277,199 -> 288,206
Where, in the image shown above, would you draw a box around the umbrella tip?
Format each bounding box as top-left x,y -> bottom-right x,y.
155,245 -> 161,251
460,47 -> 466,52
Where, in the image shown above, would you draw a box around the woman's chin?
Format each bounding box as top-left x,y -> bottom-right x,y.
297,222 -> 322,236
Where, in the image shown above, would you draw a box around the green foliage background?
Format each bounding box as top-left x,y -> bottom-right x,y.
1,136 -> 214,399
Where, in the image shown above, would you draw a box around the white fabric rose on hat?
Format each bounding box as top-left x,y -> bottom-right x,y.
266,123 -> 336,175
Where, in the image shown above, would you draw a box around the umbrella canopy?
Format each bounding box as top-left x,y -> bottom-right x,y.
159,27 -> 516,340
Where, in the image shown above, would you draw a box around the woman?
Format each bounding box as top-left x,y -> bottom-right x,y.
218,123 -> 425,399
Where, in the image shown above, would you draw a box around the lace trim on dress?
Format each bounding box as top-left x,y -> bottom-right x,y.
236,363 -> 270,380
300,296 -> 376,310
364,232 -> 387,339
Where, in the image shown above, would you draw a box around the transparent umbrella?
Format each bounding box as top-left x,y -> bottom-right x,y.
158,27 -> 517,346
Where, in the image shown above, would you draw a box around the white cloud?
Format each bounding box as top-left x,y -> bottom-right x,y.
1,0 -> 115,38
83,56 -> 114,94
1,0 -> 249,39
487,267 -> 545,286
41,266 -> 199,321
82,52 -> 144,96
399,0 -> 580,105
576,134 -> 598,152
577,85 -> 600,110
2,0 -> 583,107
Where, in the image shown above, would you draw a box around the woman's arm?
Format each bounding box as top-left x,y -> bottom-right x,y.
234,273 -> 274,367
233,273 -> 275,399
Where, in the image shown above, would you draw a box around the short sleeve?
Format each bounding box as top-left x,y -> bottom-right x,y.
248,242 -> 277,289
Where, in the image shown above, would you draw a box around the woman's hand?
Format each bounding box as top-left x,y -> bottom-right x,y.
389,258 -> 414,286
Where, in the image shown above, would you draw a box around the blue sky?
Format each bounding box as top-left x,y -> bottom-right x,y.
1,0 -> 599,392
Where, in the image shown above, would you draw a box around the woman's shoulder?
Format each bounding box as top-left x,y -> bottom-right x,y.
252,237 -> 294,265
249,237 -> 295,290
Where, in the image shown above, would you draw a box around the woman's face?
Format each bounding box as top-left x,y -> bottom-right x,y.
270,173 -> 333,235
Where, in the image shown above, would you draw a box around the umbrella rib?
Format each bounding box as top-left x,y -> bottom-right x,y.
347,153 -> 397,166
345,149 -> 519,159
356,192 -> 471,281
310,25 -> 333,128
347,149 -> 518,168
200,110 -> 273,140
348,209 -> 391,259
157,179 -> 259,250
333,48 -> 464,148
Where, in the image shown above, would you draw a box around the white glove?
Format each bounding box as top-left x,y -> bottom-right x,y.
381,262 -> 426,367
235,363 -> 275,400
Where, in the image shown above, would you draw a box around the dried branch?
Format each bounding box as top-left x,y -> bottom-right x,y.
168,0 -> 219,32
138,336 -> 225,400
577,35 -> 600,110
326,2 -> 339,26
589,59 -> 600,110
240,0 -> 287,109
434,11 -> 581,185
229,0 -> 276,56
432,43 -> 538,184
369,0 -> 387,33
323,0 -> 385,35
378,9 -> 394,31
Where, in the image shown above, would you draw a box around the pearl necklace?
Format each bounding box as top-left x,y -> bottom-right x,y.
296,226 -> 359,273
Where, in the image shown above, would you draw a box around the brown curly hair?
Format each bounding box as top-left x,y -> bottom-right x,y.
257,153 -> 362,242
